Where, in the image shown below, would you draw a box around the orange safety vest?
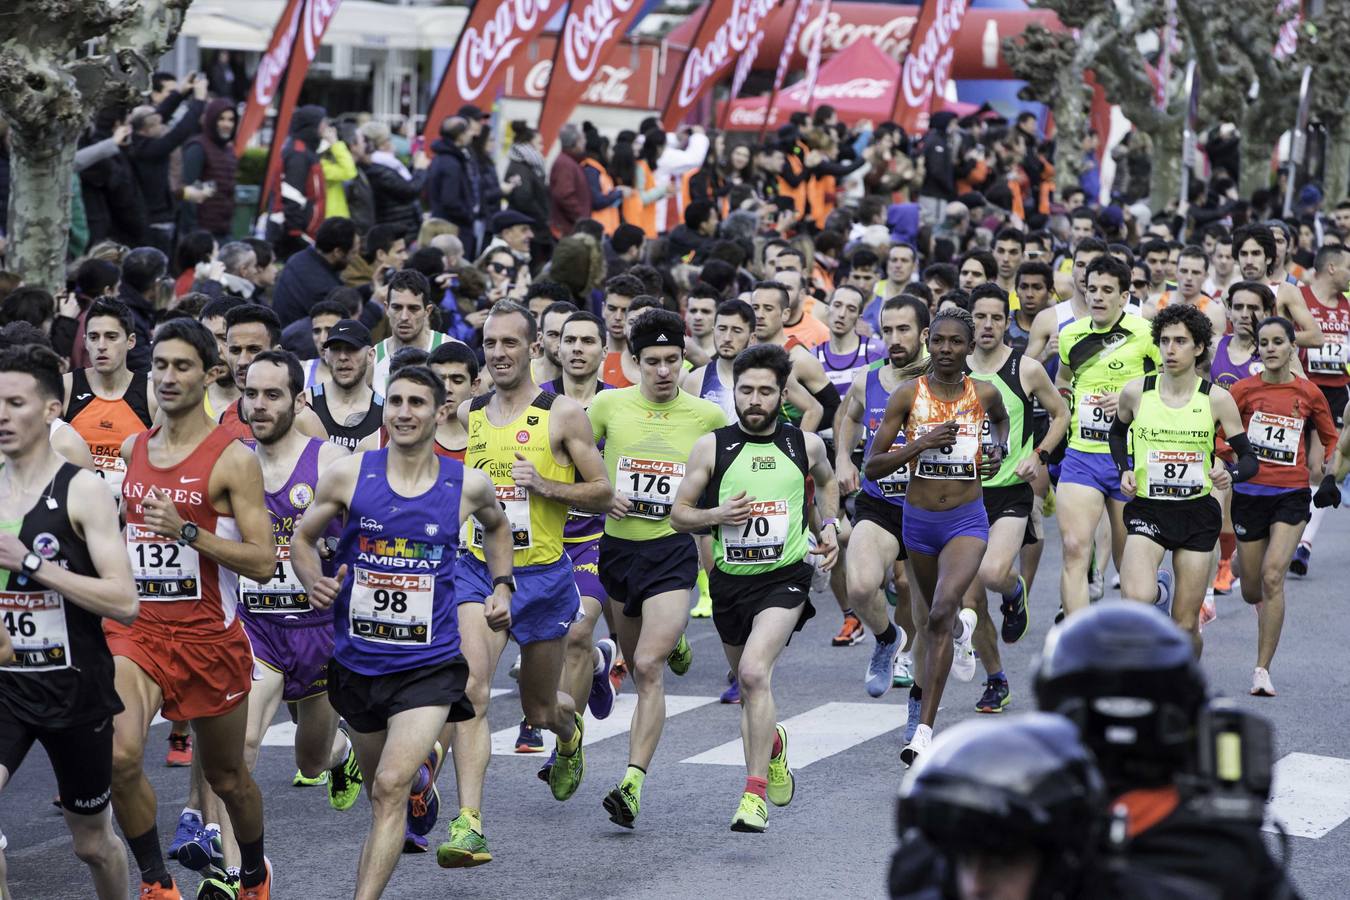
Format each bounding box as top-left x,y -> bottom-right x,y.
674,170 -> 696,224
582,158 -> 620,235
623,161 -> 658,239
778,152 -> 807,217
807,173 -> 836,229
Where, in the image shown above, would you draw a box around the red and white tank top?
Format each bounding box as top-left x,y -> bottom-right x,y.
905,376 -> 986,481
1298,284 -> 1350,388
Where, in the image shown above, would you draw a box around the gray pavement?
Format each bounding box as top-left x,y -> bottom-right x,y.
4,509 -> 1350,899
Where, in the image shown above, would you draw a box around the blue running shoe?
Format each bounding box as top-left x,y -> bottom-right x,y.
866,628 -> 904,698
720,677 -> 740,704
403,827 -> 428,853
1290,543 -> 1310,576
514,719 -> 545,753
537,748 -> 557,783
167,809 -> 202,858
903,696 -> 922,744
175,825 -> 223,872
406,743 -> 443,836
1155,569 -> 1174,616
588,638 -> 617,720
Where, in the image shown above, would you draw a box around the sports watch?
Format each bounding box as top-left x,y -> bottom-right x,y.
492,575 -> 517,593
21,552 -> 42,575
179,522 -> 200,545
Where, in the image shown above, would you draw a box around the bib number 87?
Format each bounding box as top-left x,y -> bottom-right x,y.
1163,462 -> 1188,480
372,589 -> 408,614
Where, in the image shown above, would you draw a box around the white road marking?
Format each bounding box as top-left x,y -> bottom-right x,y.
254,689 -> 515,747
1264,752 -> 1350,839
681,701 -> 909,768
490,693 -> 719,756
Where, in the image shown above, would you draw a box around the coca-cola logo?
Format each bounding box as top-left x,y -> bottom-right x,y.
677,0 -> 778,110
901,0 -> 967,109
252,0 -> 305,106
799,11 -> 918,60
457,0 -> 556,102
562,0 -> 637,82
303,0 -> 341,62
525,60 -> 634,105
785,77 -> 892,102
728,105 -> 777,127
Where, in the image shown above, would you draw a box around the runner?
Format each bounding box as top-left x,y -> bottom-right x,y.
1232,223 -> 1322,348
199,297 -> 244,422
371,270 -> 456,393
862,243 -> 919,332
62,297 -> 157,489
0,344 -> 139,899
964,284 -> 1068,714
1205,232 -> 1239,297
308,320 -> 384,451
601,274 -> 644,387
671,344 -> 839,832
682,299 -> 757,422
991,227 -> 1025,308
1112,304 -> 1254,655
1232,316 -> 1340,695
863,307 -> 1009,764
684,286 -> 719,367
749,280 -> 834,432
297,298 -> 348,390
442,299 -> 612,863
1006,261 -> 1053,356
219,305 -> 325,446
1008,261 -> 1057,597
108,318 -> 278,899
813,286 -> 885,399
426,342 -> 479,459
290,363 -> 509,899
777,269 -> 830,349
532,299 -> 579,387
588,309 -> 727,827
1143,245 -> 1228,337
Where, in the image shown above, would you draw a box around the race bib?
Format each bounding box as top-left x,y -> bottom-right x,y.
1307,337 -> 1348,375
1146,449 -> 1206,499
617,456 -> 684,519
1078,394 -> 1114,443
127,523 -> 201,601
1,590 -> 71,671
876,440 -> 910,498
348,568 -> 433,645
826,367 -> 858,389
472,484 -> 532,550
1247,411 -> 1302,466
723,500 -> 790,565
239,544 -> 310,613
915,423 -> 979,480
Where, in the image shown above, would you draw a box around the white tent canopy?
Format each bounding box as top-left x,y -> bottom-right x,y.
181,0 -> 468,52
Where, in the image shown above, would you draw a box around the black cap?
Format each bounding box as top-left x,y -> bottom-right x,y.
490,209 -> 536,233
323,319 -> 372,349
458,104 -> 485,122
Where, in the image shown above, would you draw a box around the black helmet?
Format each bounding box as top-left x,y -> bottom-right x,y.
897,713 -> 1104,899
1034,600 -> 1207,791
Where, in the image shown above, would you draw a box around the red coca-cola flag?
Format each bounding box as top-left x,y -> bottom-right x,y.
800,0 -> 830,107
258,0 -> 343,209
761,0 -> 810,134
423,0 -> 566,145
235,0 -> 305,155
537,0 -> 648,150
891,0 -> 969,132
661,0 -> 783,131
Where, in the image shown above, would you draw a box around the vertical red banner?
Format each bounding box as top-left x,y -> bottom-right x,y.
891,0 -> 969,132
800,0 -> 830,110
537,0 -> 649,149
235,0 -> 305,155
762,0 -> 810,134
661,0 -> 782,131
422,0 -> 567,145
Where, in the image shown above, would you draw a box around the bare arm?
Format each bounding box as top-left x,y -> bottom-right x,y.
294,454 -> 360,607
670,433 -> 726,533
680,366 -> 706,396
518,400 -> 611,512
463,467 -> 515,631
1024,307 -> 1059,364
1016,358 -> 1068,482
833,373 -> 867,494
296,405 -> 329,440
1278,283 -> 1324,348
785,374 -> 823,432
53,423 -> 97,470
864,383 -> 940,480
805,431 -> 839,571
790,349 -> 832,393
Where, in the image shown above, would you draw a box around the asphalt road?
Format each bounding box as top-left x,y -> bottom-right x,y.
4,510 -> 1349,899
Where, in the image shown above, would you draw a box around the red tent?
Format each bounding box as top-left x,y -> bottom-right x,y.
719,37 -> 900,131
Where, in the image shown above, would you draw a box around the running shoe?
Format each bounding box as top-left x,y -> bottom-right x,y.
407,743 -> 443,835
537,749 -> 556,783
610,655 -> 628,695
1155,569 -> 1174,616
514,719 -> 544,753
195,870 -> 238,900
549,714 -> 586,801
892,652 -> 914,688
291,770 -> 327,787
951,609 -> 978,683
766,724 -> 795,807
900,725 -> 932,767
589,638 -> 618,720
508,652 -> 522,681
1212,557 -> 1235,594
865,627 -> 904,697
903,695 -> 922,744
1111,573 -> 1121,590
999,576 -> 1029,644
176,825 -> 223,872
691,574 -> 712,618
1290,543 -> 1310,576
832,613 -> 865,646
437,813 -> 492,868
1199,590 -> 1217,629
603,780 -> 641,828
403,829 -> 428,853
1087,568 -> 1105,602
165,732 -> 193,767
139,880 -> 181,900
720,676 -> 741,704
168,809 -> 203,858
1251,667 -> 1276,697
328,743 -> 363,812
1054,604 -> 1065,625
237,859 -> 271,900
975,678 -> 1011,714
667,633 -> 693,676
729,792 -> 768,833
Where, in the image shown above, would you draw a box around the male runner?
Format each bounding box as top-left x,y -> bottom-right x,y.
864,307 -> 1009,764
442,300 -> 611,863
291,364 -> 510,900
1113,304 -> 1254,655
426,342 -> 479,459
589,309 -> 727,827
371,270 -> 456,393
308,320 -> 384,451
992,227 -> 1025,308
1205,233 -> 1239,296
601,274 -> 643,387
199,298 -> 244,421
1143,246 -> 1228,337
109,319 -> 278,899
778,269 -> 830,349
684,286 -> 719,366
0,345 -> 139,899
1232,223 -> 1321,348
862,243 -> 918,333
1008,261 -> 1058,593
297,298 -> 348,390
1006,261 -> 1053,356
683,299 -> 756,422
814,286 -> 885,398
533,299 -> 579,386
964,284 -> 1067,713
749,280 -> 834,431
219,305 -> 325,446
1024,238 -> 1109,367
672,344 -> 839,832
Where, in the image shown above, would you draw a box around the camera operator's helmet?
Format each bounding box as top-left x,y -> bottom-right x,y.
898,713 -> 1104,898
1034,600 -> 1207,791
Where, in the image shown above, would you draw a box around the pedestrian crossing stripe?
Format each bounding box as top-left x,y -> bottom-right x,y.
683,702 -> 909,768
490,694 -> 719,756
1264,752 -> 1350,839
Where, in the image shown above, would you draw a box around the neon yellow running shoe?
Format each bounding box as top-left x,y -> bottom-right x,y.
292,770 -> 327,787
766,724 -> 795,807
548,714 -> 585,801
436,813 -> 491,868
729,792 -> 768,833
327,745 -> 363,811
603,779 -> 640,828
667,633 -> 692,676
691,571 -> 712,618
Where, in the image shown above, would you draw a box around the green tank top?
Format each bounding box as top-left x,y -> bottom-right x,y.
1131,376 -> 1215,500
708,424 -> 810,576
1059,312 -> 1159,454
969,350 -> 1034,488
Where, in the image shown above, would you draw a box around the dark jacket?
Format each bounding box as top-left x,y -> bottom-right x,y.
271,246 -> 344,327
118,282 -> 157,372
427,139 -> 480,234
476,150 -> 503,217
344,166 -> 376,234
919,112 -> 959,201
180,98 -> 239,236
364,159 -> 428,244
666,224 -> 707,260
549,150 -> 591,237
275,105 -> 326,239
129,95 -> 204,224
505,158 -> 550,227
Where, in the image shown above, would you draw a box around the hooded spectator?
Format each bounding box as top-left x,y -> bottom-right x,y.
428,116 -> 482,257
273,104 -> 328,258
179,98 -> 238,240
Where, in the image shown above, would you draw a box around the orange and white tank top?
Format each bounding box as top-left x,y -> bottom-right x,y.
905,375 -> 985,480
112,425 -> 243,635
1155,291 -> 1212,313
65,369 -> 153,489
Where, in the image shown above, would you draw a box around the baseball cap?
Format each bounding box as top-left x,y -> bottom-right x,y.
458,104 -> 485,122
323,319 -> 372,349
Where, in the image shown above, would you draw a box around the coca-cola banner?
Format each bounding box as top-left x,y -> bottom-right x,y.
236,0 -> 304,154
761,0 -> 811,134
423,0 -> 565,144
800,0 -> 830,106
537,0 -> 648,149
891,0 -> 969,132
660,0 -> 784,131
503,35 -> 660,109
720,35 -> 898,129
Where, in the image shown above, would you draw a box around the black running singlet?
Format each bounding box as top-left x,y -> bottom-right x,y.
311,382 -> 384,451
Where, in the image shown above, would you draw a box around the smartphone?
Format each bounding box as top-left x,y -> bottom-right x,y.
411,136 -> 426,156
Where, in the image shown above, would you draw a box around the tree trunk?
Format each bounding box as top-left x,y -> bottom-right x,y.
1240,136 -> 1276,196
1053,66 -> 1087,195
1323,125 -> 1350,209
6,130 -> 75,292
1150,127 -> 1184,212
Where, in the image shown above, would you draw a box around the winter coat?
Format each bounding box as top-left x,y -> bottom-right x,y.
363,159 -> 428,244
275,105 -> 326,239
271,245 -> 344,327
180,98 -> 239,236
427,138 -> 480,233
549,150 -> 591,237
129,95 -> 204,225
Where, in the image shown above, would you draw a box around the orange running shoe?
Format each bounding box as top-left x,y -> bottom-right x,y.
1212,558 -> 1235,595
239,859 -> 272,900
164,732 -> 192,767
139,879 -> 181,899
610,656 -> 628,695
831,613 -> 864,647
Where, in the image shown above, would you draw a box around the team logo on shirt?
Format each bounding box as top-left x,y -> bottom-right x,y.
33,533 -> 60,559
1103,333 -> 1126,351
527,415 -> 539,426
289,483 -> 314,509
751,456 -> 776,471
425,523 -> 440,537
516,430 -> 531,443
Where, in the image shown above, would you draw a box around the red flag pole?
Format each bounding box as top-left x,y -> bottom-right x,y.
761,0 -> 809,139
257,0 -> 309,215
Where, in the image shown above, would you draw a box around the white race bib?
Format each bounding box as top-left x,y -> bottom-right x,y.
876,440 -> 910,498
1247,411 -> 1303,466
617,456 -> 684,519
1077,394 -> 1114,443
239,544 -> 310,613
127,523 -> 201,601
472,484 -> 532,550
1,590 -> 71,671
915,422 -> 980,480
723,500 -> 789,566
1146,450 -> 1206,499
1307,337 -> 1348,375
348,568 -> 434,645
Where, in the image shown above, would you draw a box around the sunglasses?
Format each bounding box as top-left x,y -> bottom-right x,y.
1132,280 -> 1149,289
489,262 -> 516,275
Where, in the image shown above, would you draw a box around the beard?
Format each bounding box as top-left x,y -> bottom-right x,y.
736,403 -> 778,433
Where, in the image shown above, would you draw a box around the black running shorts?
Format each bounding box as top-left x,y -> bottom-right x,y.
1231,488 -> 1312,543
709,562 -> 816,647
1124,495 -> 1222,552
327,657 -> 473,734
599,532 -> 700,617
0,704 -> 113,815
851,492 -> 907,560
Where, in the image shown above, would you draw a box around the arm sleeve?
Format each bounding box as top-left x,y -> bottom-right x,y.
1226,432 -> 1259,483
812,383 -> 841,434
1310,386 -> 1340,460
137,99 -> 204,160
1108,416 -> 1131,474
281,152 -> 315,235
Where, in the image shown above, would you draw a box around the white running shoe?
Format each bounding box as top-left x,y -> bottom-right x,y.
951,609 -> 978,683
508,652 -> 522,681
1199,590 -> 1217,629
892,653 -> 914,688
900,724 -> 932,766
1251,667 -> 1276,697
1088,569 -> 1106,601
